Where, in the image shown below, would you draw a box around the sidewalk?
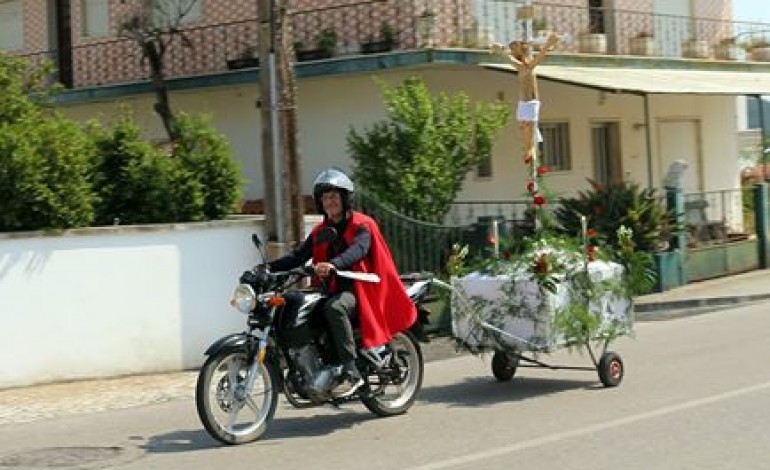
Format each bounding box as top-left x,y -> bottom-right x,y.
635,268 -> 770,318
2,269 -> 770,426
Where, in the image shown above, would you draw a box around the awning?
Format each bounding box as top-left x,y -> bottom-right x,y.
482,63 -> 770,95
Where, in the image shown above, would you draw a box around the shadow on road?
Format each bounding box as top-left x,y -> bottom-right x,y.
139,410 -> 370,452
418,375 -> 599,408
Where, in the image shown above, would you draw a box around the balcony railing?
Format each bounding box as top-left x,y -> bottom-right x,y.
11,1 -> 770,90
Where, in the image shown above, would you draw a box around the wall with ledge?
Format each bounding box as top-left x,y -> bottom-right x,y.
0,215 -> 321,390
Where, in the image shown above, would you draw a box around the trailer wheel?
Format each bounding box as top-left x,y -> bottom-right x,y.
491,351 -> 519,382
598,351 -> 623,387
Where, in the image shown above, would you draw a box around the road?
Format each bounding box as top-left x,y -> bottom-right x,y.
1,302 -> 770,469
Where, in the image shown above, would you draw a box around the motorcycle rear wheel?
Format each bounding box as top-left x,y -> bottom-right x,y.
196,350 -> 279,445
361,332 -> 424,416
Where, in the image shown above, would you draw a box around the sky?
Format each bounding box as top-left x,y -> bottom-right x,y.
732,0 -> 770,23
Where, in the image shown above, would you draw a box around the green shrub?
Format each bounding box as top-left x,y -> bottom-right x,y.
348,76 -> 509,222
555,179 -> 673,253
90,117 -> 182,225
174,113 -> 243,220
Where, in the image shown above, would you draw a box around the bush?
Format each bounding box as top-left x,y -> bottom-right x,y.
555,179 -> 673,253
174,113 -> 243,220
0,117 -> 97,232
90,117 -> 182,225
0,53 -> 96,232
348,76 -> 509,222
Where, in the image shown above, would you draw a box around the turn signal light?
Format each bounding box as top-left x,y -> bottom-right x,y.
268,296 -> 286,307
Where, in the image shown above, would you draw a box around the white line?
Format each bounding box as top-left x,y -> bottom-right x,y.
407,380 -> 770,470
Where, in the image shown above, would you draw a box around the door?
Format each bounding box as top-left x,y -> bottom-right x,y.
50,0 -> 73,88
658,119 -> 702,192
592,121 -> 622,185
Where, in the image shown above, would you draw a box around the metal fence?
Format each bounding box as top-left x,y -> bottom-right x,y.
13,2 -> 770,89
683,188 -> 755,248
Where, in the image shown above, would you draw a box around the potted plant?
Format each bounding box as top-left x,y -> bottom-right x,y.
629,31 -> 654,56
361,22 -> 397,54
296,27 -> 338,61
682,37 -> 710,59
749,38 -> 770,62
578,30 -> 607,54
227,45 -> 259,70
714,36 -> 741,61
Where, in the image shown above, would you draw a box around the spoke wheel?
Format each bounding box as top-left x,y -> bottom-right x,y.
361,332 -> 424,416
196,350 -> 278,445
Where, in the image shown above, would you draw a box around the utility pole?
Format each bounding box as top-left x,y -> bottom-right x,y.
258,0 -> 304,255
257,0 -> 282,254
276,0 -> 304,246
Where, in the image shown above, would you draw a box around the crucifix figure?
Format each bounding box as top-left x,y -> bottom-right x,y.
493,32 -> 560,229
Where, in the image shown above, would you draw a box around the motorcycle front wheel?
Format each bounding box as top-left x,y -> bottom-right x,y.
361,332 -> 424,416
196,350 -> 279,445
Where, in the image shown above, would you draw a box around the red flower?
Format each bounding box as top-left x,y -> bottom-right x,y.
527,180 -> 537,192
533,253 -> 549,274
533,193 -> 546,206
537,165 -> 550,176
587,245 -> 597,262
524,154 -> 533,164
587,228 -> 598,239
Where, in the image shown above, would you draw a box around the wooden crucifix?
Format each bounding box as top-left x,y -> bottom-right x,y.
493,31 -> 560,230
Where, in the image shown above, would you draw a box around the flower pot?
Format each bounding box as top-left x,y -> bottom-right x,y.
578,33 -> 607,54
750,47 -> 770,62
629,36 -> 654,56
296,49 -> 334,62
227,57 -> 260,70
682,39 -> 710,59
714,44 -> 740,61
360,40 -> 395,54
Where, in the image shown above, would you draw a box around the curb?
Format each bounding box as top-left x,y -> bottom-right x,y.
635,293 -> 770,312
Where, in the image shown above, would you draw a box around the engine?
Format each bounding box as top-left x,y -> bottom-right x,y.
288,344 -> 337,401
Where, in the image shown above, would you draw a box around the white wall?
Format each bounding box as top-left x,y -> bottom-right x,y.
60,64 -> 742,202
0,217 -> 331,389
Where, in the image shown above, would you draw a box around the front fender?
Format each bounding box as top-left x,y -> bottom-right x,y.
204,333 -> 252,357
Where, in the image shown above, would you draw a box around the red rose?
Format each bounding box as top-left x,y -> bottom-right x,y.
587,245 -> 597,261
533,193 -> 546,206
527,180 -> 536,192
537,165 -> 550,176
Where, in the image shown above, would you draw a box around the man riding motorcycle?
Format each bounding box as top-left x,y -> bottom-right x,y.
267,168 -> 417,397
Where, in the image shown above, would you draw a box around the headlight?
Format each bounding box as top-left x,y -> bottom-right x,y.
231,283 -> 257,313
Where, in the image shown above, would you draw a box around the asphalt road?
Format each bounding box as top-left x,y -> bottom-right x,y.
1,301 -> 770,469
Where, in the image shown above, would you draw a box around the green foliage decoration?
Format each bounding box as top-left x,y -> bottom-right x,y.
348,76 -> 509,223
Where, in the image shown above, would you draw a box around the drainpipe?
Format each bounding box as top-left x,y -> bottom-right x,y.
644,93 -> 654,189
757,95 -> 768,182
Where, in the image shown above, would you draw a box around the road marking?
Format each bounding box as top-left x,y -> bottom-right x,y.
407,380 -> 770,470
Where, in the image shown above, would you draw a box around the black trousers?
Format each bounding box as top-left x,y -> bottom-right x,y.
323,291 -> 357,364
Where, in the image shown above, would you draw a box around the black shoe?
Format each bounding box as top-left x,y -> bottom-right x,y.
332,367 -> 364,398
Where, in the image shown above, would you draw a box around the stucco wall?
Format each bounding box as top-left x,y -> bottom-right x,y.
59,65 -> 741,202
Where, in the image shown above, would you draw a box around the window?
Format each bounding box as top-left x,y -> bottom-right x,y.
150,0 -> 202,27
81,0 -> 109,38
538,121 -> 571,171
0,0 -> 24,51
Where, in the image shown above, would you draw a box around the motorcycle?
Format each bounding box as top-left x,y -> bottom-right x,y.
195,230 -> 432,445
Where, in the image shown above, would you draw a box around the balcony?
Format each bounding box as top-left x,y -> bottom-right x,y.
12,1 -> 770,90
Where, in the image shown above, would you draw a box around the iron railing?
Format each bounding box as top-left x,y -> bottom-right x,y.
683,188 -> 754,247
9,2 -> 770,90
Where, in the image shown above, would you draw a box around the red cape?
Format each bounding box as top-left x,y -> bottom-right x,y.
311,212 -> 416,348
